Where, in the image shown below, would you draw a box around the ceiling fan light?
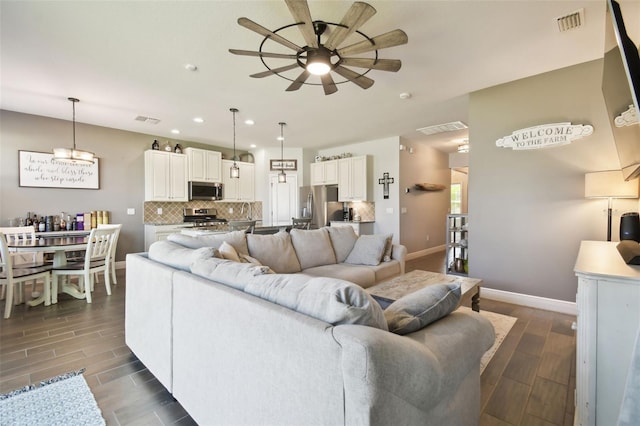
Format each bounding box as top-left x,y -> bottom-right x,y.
306,49 -> 331,75
307,61 -> 331,75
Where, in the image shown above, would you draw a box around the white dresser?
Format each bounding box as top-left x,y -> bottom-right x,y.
574,240 -> 640,425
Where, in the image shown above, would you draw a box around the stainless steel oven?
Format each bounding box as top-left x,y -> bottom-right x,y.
188,181 -> 223,201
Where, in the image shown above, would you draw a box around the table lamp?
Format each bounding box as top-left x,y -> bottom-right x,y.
585,170 -> 639,241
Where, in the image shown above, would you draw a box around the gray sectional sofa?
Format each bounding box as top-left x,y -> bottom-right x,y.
125,227 -> 495,426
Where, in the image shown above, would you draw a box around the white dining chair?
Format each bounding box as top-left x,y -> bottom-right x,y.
0,226 -> 45,303
51,227 -> 118,304
0,233 -> 52,318
96,223 -> 122,285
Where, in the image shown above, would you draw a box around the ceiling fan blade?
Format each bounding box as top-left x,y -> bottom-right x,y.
286,70 -> 311,91
340,58 -> 401,72
229,49 -> 299,60
324,2 -> 377,51
250,63 -> 301,78
284,0 -> 318,48
320,73 -> 338,95
238,17 -> 302,52
337,29 -> 408,56
333,66 -> 374,90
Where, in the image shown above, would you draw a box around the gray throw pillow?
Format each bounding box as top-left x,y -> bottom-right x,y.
246,231 -> 301,273
326,226 -> 358,263
290,228 -> 337,269
148,240 -> 215,271
384,284 -> 461,335
344,234 -> 388,266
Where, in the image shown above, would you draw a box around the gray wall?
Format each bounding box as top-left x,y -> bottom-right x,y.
469,59 -> 638,302
0,110 -> 237,261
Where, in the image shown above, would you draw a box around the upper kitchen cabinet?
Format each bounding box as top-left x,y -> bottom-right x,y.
310,159 -> 338,186
145,150 -> 188,202
184,147 -> 222,183
338,155 -> 371,202
222,160 -> 255,201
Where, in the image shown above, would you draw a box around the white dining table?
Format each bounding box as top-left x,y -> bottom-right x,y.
7,235 -> 89,304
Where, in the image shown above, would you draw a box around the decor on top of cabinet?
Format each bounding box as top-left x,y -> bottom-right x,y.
378,172 -> 394,199
414,183 -> 446,191
174,144 -> 183,154
163,141 -> 173,152
152,140 -> 160,150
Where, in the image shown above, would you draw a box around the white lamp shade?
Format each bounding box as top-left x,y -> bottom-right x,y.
585,170 -> 639,198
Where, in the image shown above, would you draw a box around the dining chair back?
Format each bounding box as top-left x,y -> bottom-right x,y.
228,220 -> 256,233
0,226 -> 45,303
51,227 -> 118,304
0,233 -> 52,318
97,223 -> 122,284
291,218 -> 312,230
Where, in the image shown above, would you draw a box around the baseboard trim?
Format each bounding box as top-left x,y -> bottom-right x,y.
116,260 -> 125,270
481,287 -> 577,316
406,245 -> 446,261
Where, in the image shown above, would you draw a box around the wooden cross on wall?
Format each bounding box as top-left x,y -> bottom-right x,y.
378,172 -> 394,199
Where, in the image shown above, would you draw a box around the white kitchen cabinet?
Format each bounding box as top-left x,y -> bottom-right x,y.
338,155 -> 370,201
574,241 -> 640,426
310,160 -> 338,185
222,160 -> 255,201
185,147 -> 222,183
144,150 -> 188,202
144,224 -> 193,251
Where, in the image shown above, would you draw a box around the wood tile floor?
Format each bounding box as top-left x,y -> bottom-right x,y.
0,254 -> 575,425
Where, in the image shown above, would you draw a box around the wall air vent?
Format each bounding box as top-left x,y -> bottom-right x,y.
134,115 -> 161,125
556,9 -> 584,32
417,121 -> 468,136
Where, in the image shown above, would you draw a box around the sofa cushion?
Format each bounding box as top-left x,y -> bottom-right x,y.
245,274 -> 387,330
384,284 -> 461,335
190,257 -> 273,291
345,234 -> 389,266
326,226 -> 358,263
219,241 -> 241,262
148,240 -> 216,271
246,231 -> 301,273
290,228 -> 337,269
168,230 -> 249,255
303,264 -> 377,288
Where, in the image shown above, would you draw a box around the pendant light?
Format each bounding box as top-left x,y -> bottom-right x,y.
53,97 -> 95,164
230,107 -> 240,179
278,122 -> 287,184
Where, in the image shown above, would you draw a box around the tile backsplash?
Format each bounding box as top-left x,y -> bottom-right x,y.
144,200 -> 263,224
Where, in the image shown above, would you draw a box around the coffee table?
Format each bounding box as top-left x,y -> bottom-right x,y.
366,270 -> 482,312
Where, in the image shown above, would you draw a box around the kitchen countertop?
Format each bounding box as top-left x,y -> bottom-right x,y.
330,220 -> 375,224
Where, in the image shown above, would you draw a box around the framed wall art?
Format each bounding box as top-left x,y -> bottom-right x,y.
270,159 -> 297,171
18,150 -> 100,189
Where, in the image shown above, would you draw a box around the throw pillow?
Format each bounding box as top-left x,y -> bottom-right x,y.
326,226 -> 358,263
344,234 -> 389,266
384,284 -> 461,335
245,274 -> 388,330
190,257 -> 273,291
219,241 -> 241,262
246,231 -> 302,273
167,230 -> 249,255
148,240 -> 216,271
383,234 -> 393,262
289,228 -> 337,269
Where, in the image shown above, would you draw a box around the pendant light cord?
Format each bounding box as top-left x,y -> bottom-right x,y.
232,108 -> 237,164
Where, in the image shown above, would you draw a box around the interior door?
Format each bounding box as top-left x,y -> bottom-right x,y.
269,174 -> 298,226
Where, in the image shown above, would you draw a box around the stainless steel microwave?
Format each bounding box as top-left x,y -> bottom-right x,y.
188,181 -> 223,201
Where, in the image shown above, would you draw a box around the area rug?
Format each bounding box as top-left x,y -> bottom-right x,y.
459,307 -> 517,374
0,369 -> 105,425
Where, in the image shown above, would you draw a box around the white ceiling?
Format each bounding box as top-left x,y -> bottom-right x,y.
0,1 -> 624,154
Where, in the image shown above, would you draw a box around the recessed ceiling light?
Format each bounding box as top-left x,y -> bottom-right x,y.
245,119 -> 255,126
184,64 -> 198,71
193,117 -> 204,123
171,129 -> 180,134
250,144 -> 257,148
277,136 -> 284,141
399,92 -> 412,100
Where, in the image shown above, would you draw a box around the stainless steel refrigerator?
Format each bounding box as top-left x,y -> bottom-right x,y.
299,185 -> 343,229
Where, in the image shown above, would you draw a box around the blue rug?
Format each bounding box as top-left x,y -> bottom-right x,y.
0,369 -> 105,425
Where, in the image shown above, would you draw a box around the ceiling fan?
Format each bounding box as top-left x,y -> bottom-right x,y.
229,0 -> 408,95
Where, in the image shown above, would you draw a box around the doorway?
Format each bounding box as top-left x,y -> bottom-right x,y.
269,174 -> 298,226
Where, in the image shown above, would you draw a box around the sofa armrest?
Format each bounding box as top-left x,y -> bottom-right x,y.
391,244 -> 407,274
332,310 -> 494,423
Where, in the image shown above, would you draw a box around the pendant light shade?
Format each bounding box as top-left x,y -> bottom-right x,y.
278,122 -> 287,184
230,107 -> 240,179
53,97 -> 95,164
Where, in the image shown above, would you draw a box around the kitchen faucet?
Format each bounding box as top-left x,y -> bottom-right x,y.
240,202 -> 253,220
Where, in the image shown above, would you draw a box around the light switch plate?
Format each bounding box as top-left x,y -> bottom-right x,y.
127,208 -> 135,215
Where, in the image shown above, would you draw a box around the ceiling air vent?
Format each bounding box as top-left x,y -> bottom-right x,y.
417,121 -> 468,136
556,9 -> 584,32
134,115 -> 161,125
